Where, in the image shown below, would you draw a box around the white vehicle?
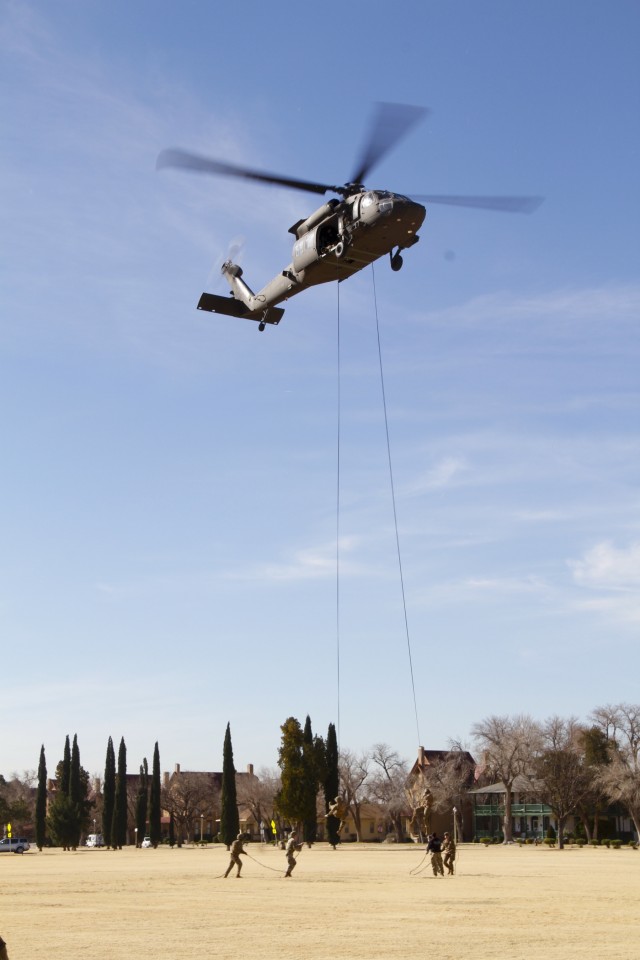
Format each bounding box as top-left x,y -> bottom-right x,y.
0,837 -> 30,854
86,834 -> 104,848
141,836 -> 152,848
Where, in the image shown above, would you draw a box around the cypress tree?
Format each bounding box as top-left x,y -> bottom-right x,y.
324,722 -> 340,847
60,735 -> 71,796
103,737 -> 116,848
220,722 -> 239,848
301,716 -> 321,845
135,758 -> 149,846
112,737 -> 128,849
69,734 -> 82,849
148,742 -> 162,848
35,745 -> 47,851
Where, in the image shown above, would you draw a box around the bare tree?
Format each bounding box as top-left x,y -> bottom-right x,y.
162,772 -> 219,844
338,749 -> 370,841
236,766 -> 280,836
368,744 -> 408,843
592,703 -> 640,838
536,717 -> 593,849
417,743 -> 475,842
472,715 -> 541,843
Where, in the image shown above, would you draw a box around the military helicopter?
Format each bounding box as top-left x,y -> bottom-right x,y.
157,103 -> 542,331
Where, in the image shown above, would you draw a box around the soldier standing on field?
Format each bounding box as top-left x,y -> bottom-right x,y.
284,830 -> 303,877
442,831 -> 456,875
224,833 -> 246,878
426,832 -> 444,877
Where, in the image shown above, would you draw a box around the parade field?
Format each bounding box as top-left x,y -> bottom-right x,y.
2,842 -> 639,960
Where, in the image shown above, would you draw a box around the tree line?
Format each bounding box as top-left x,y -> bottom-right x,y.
2,702 -> 638,849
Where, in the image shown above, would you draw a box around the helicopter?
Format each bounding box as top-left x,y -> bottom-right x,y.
157,103 -> 542,331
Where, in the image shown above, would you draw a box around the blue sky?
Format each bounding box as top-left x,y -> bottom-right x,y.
1,0 -> 639,780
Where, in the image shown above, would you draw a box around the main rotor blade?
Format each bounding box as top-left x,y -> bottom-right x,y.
413,194 -> 544,213
156,149 -> 338,196
350,102 -> 429,186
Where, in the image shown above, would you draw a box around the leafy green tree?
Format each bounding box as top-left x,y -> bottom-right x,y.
148,742 -> 162,848
324,723 -> 341,847
35,745 -> 47,851
276,716 -> 306,829
103,737 -> 116,848
220,723 -> 239,848
48,734 -> 92,849
135,758 -> 149,846
47,794 -> 80,850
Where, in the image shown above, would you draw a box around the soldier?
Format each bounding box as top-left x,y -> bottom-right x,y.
442,831 -> 456,875
0,935 -> 9,960
426,832 -> 444,877
224,833 -> 246,878
284,830 -> 303,877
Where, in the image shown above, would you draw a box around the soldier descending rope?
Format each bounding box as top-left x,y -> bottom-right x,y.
325,795 -> 349,835
406,780 -> 434,843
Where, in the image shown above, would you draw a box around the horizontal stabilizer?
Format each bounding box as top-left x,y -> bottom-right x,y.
197,293 -> 284,326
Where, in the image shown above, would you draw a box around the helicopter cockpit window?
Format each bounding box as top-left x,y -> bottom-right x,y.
377,191 -> 393,214
362,193 -> 375,208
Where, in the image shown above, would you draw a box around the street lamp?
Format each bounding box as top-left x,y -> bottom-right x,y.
135,827 -> 138,848
452,806 -> 458,846
200,814 -> 204,843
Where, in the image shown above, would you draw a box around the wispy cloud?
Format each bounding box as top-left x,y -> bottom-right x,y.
229,536 -> 366,583
421,284 -> 640,330
404,456 -> 468,495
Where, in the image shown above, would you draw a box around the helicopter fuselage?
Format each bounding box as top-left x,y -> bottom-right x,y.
197,190 -> 426,328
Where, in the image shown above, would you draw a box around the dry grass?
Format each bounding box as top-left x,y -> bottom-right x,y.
2,842 -> 638,960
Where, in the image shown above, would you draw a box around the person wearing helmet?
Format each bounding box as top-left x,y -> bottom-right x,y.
284,830 -> 302,877
224,832 -> 246,878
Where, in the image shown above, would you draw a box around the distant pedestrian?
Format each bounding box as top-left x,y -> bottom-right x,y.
0,935 -> 9,960
426,832 -> 444,877
224,833 -> 246,878
284,830 -> 302,877
442,832 -> 456,875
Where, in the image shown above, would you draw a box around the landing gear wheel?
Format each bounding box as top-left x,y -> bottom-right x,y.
335,241 -> 347,259
258,321 -> 266,332
391,252 -> 403,272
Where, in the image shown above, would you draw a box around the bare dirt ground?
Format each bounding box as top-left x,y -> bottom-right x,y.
2,842 -> 638,960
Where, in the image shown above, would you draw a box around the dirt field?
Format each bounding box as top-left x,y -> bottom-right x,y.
2,842 -> 638,960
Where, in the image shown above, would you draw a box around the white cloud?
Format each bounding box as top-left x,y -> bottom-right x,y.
569,541 -> 640,625
570,541 -> 640,591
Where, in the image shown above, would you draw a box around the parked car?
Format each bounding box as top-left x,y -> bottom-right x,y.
141,836 -> 152,848
86,834 -> 104,847
0,838 -> 30,854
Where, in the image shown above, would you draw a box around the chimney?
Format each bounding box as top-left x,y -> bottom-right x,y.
175,763 -> 181,775
418,746 -> 425,768
247,763 -> 254,776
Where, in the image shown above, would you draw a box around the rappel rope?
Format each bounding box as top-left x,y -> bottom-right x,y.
335,278 -> 342,751
243,849 -> 288,874
370,264 -> 421,748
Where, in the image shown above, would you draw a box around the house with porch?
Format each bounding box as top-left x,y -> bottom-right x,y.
468,775 -> 554,840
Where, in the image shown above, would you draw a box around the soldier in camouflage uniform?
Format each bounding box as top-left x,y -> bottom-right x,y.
442,831 -> 456,875
284,830 -> 303,877
224,833 -> 246,878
